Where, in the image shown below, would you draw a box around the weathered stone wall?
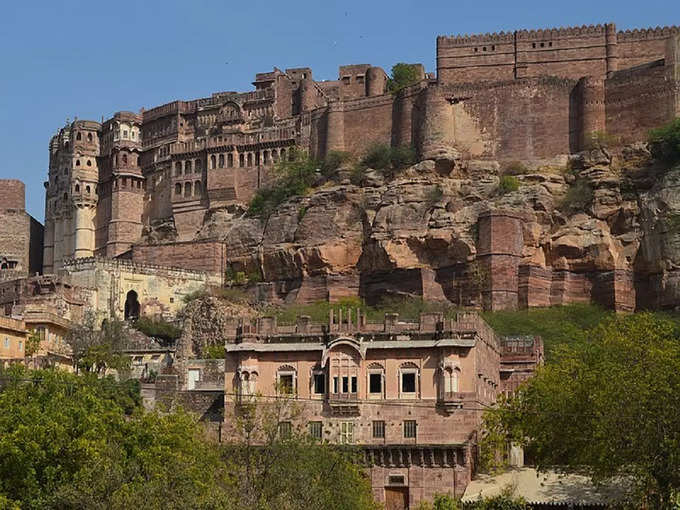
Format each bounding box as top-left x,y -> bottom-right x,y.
131,240 -> 226,276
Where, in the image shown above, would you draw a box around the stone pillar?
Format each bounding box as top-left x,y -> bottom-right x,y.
418,85 -> 454,160
325,102 -> 345,154
42,217 -> 55,274
476,210 -> 524,311
579,76 -> 606,150
605,23 -> 619,77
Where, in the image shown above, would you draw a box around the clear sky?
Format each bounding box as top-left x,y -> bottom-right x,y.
1,0 -> 678,221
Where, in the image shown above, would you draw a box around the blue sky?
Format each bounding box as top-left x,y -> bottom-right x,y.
1,0 -> 678,221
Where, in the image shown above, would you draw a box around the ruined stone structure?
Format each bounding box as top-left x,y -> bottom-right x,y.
221,311 -> 542,505
0,180 -> 43,281
42,23 -> 679,273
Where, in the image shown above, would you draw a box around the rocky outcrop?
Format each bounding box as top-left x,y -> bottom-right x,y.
176,146 -> 680,311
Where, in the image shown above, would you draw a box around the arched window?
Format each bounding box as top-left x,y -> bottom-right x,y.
114,154 -> 118,166
75,159 -> 80,166
227,153 -> 233,167
185,160 -> 192,173
277,365 -> 297,395
76,132 -> 82,141
175,183 -> 181,195
194,181 -> 202,195
280,147 -> 286,161
195,159 -> 202,172
175,161 -> 182,176
247,153 -> 253,167
328,346 -> 360,397
122,154 -> 128,166
184,182 -> 191,197
210,155 -> 216,169
74,184 -> 80,193
399,362 -> 419,399
64,141 -> 70,150
239,154 -> 244,167
86,159 -> 92,167
443,367 -> 460,395
367,362 -> 385,399
87,133 -> 93,142
124,290 -> 140,320
239,370 -> 258,398
63,192 -> 68,200
264,150 -> 270,165
86,185 -> 91,194
218,154 -> 224,168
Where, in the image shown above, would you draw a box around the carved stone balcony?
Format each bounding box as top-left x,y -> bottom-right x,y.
437,391 -> 475,414
327,393 -> 360,416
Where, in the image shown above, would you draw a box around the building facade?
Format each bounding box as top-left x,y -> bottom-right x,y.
0,316 -> 27,362
42,24 -> 680,273
222,310 -> 543,507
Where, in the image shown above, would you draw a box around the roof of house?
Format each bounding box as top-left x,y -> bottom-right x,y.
461,468 -> 627,507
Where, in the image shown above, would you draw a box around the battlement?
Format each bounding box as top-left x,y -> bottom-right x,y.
618,25 -> 680,41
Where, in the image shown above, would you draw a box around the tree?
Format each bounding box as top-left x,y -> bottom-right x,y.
0,366 -> 230,509
224,392 -> 380,509
387,63 -> 422,93
25,329 -> 42,357
65,312 -> 131,374
484,313 -> 680,508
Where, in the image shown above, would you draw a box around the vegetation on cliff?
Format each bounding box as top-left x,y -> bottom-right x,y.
482,313 -> 680,508
648,118 -> 680,165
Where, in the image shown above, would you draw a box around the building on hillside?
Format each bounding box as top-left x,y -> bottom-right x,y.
21,308 -> 73,371
0,316 -> 27,363
42,24 -> 680,271
0,180 -> 43,282
222,310 -> 543,507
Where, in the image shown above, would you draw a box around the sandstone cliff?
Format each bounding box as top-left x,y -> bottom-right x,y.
177,146 -> 680,311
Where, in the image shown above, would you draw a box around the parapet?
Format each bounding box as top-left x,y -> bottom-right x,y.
618,25 -> 680,41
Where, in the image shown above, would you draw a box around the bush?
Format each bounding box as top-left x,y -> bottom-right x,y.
321,150 -> 353,176
387,63 -> 422,93
358,143 -> 417,179
132,317 -> 182,343
648,117 -> 680,164
503,161 -> 529,175
425,185 -> 444,205
498,175 -> 519,194
182,288 -> 208,303
559,179 -> 593,213
203,345 -> 226,359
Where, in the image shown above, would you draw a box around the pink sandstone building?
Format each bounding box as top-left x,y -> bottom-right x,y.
221,311 -> 543,507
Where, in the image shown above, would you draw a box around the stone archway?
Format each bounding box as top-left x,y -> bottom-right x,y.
124,290 -> 140,320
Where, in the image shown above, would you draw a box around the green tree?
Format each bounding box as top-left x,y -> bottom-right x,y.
0,366 -> 230,509
387,63 -> 422,93
649,117 -> 680,164
484,313 -> 680,508
25,329 -> 42,357
65,312 -> 131,374
225,393 -> 379,509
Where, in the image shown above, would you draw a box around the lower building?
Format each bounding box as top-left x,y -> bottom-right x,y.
0,316 -> 27,364
223,310 -> 542,506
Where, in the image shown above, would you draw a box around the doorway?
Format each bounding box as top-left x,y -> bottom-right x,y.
385,487 -> 409,510
124,290 -> 140,320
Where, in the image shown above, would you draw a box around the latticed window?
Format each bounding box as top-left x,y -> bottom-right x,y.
372,420 -> 385,439
340,422 -> 354,444
404,420 -> 417,439
309,421 -> 323,440
278,421 -> 292,439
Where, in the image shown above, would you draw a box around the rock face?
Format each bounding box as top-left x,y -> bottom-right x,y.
165,146 -> 680,311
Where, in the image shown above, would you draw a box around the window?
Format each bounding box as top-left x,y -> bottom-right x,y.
400,363 -> 419,397
185,160 -> 192,173
122,154 -> 128,165
389,475 -> 405,485
227,153 -> 233,167
277,366 -> 296,394
184,182 -> 191,197
75,184 -> 80,193
175,161 -> 182,176
333,376 -> 339,393
187,369 -> 200,390
18,340 -> 23,351
239,154 -> 245,167
444,367 -> 460,394
351,376 -> 357,393
175,183 -> 181,195
218,154 -> 224,168
278,421 -> 292,438
87,132 -> 93,142
368,365 -> 383,396
372,420 -> 385,439
404,420 -> 417,439
309,421 -> 323,439
194,181 -> 202,195
76,132 -> 82,141
123,130 -> 128,139
4,338 -> 9,348
342,76 -> 351,85
313,372 -> 325,394
210,155 -> 216,169
75,159 -> 80,166
402,373 -> 416,392
340,422 -> 354,444
86,159 -> 92,167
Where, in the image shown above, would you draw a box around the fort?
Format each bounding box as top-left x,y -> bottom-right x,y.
41,23 -> 680,274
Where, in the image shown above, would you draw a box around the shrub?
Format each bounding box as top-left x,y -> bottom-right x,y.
503,161 -> 529,175
131,316 -> 182,343
648,117 -> 680,164
559,179 -> 593,213
203,345 -> 226,359
425,185 -> 444,205
498,175 -> 519,194
321,150 -> 353,176
358,143 -> 417,178
297,205 -> 308,222
182,288 -> 208,303
362,143 -> 393,170
387,63 -> 422,93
